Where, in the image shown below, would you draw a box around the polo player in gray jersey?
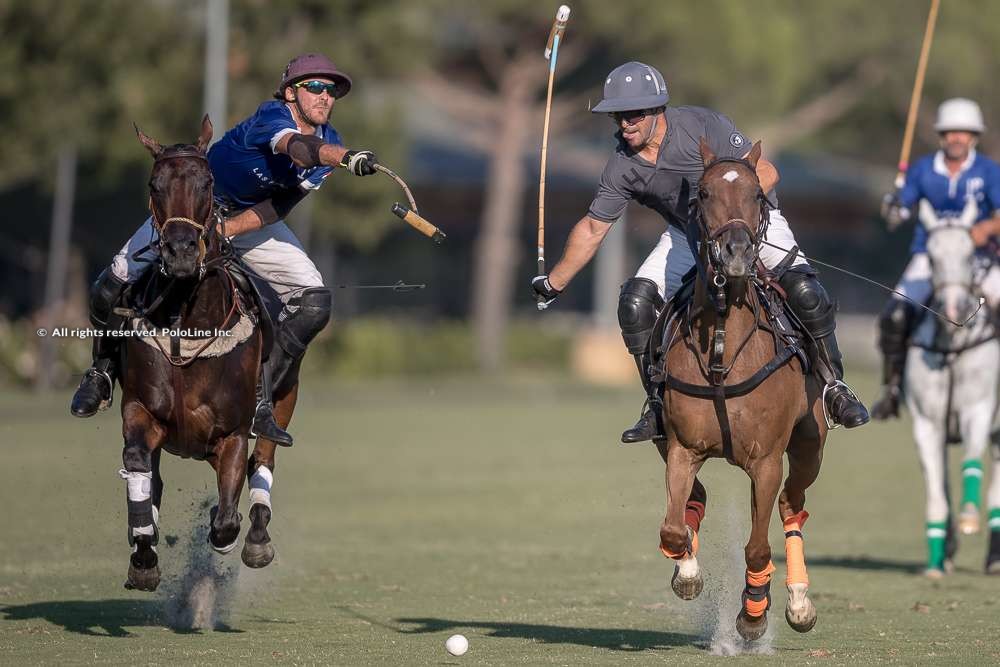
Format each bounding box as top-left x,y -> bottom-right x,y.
532,62 -> 870,444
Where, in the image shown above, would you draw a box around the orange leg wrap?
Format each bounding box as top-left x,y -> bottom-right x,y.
659,526 -> 699,560
783,510 -> 810,586
743,561 -> 776,618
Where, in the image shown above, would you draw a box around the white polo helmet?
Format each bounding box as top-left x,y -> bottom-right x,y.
934,98 -> 985,133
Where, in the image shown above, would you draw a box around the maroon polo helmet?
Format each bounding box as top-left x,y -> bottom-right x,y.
273,53 -> 352,100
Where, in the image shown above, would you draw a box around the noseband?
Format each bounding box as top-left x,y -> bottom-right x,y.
149,147 -> 215,278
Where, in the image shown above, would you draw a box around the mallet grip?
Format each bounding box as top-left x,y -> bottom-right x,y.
392,203 -> 446,245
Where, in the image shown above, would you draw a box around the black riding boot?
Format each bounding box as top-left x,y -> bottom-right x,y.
71,269 -> 127,418
618,278 -> 666,444
621,353 -> 663,444
780,268 -> 869,429
870,299 -> 918,420
813,332 -> 870,428
250,362 -> 293,446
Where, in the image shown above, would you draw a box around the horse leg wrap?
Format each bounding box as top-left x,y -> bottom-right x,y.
685,501 -> 706,534
962,460 -> 984,508
926,520 -> 948,570
249,465 -> 273,510
783,510 -> 810,586
660,525 -> 699,560
119,468 -> 158,546
991,508 -> 1000,532
743,561 -> 776,618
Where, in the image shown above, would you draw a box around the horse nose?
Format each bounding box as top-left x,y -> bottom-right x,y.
725,235 -> 752,259
164,237 -> 197,256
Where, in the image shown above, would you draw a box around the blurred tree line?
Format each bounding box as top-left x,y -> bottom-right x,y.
3,0 -> 1000,377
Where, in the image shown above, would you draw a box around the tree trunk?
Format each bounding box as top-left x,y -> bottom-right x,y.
37,145 -> 77,391
471,69 -> 536,372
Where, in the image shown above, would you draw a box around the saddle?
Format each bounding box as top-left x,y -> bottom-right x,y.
118,253 -> 273,364
647,260 -> 811,398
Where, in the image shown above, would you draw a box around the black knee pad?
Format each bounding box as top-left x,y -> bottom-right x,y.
780,268 -> 836,338
877,298 -> 918,355
276,287 -> 332,359
89,268 -> 128,329
618,278 -> 664,355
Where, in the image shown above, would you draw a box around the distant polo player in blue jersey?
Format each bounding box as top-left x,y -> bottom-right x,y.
874,98 -> 1000,419
71,54 -> 378,446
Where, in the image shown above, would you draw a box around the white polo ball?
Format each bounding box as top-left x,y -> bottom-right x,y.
445,634 -> 469,656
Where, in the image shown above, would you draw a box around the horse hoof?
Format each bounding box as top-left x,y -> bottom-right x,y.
986,559 -> 1000,575
735,610 -> 768,641
785,583 -> 816,632
924,567 -> 945,580
670,562 -> 703,600
958,505 -> 980,535
124,564 -> 161,592
241,540 -> 275,569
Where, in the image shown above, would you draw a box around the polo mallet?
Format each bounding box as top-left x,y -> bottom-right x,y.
892,0 -> 940,212
374,162 -> 446,244
536,4 -> 571,310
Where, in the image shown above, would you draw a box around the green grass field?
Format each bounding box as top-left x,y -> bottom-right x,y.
2,370 -> 999,665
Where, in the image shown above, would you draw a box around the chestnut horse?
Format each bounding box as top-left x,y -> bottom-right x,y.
119,117 -> 281,591
653,140 -> 827,641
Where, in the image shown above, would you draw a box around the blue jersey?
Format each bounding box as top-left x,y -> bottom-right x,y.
207,101 -> 342,211
900,150 -> 1000,253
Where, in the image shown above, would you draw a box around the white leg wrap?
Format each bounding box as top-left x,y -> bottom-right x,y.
249,466 -> 273,509
120,468 -> 152,501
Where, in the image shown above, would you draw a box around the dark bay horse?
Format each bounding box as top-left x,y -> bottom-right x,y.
119,116 -> 277,591
653,140 -> 827,641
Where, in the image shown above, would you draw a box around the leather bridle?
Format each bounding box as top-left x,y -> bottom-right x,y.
148,147 -> 215,278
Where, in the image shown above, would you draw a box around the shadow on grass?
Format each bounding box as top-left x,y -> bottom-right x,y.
775,554 -> 923,573
0,599 -> 242,637
396,617 -> 698,652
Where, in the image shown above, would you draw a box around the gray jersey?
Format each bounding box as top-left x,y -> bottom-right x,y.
588,105 -> 776,228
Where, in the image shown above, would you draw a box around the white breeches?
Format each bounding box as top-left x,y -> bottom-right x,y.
635,209 -> 808,299
111,218 -> 324,303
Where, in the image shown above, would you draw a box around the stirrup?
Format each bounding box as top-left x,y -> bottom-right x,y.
821,380 -> 861,430
87,367 -> 115,411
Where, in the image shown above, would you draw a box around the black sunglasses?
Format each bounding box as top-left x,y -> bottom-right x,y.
609,108 -> 659,125
296,80 -> 340,96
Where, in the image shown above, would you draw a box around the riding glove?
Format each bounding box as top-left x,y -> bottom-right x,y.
532,275 -> 561,309
881,193 -> 911,230
341,150 -> 378,176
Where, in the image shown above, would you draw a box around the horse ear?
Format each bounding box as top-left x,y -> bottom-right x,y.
134,123 -> 163,158
195,114 -> 213,153
745,141 -> 762,169
918,199 -> 940,230
699,136 -> 716,167
958,195 -> 979,228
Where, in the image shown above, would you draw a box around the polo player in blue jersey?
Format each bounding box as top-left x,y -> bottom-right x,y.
71,53 -> 378,446
874,98 -> 1000,419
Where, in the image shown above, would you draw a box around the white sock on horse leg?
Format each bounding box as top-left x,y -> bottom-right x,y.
249,466 -> 273,510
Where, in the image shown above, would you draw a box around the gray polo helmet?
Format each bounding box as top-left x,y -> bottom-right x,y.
591,62 -> 669,113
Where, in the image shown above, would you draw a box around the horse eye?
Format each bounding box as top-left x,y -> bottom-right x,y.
698,189 -> 709,200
